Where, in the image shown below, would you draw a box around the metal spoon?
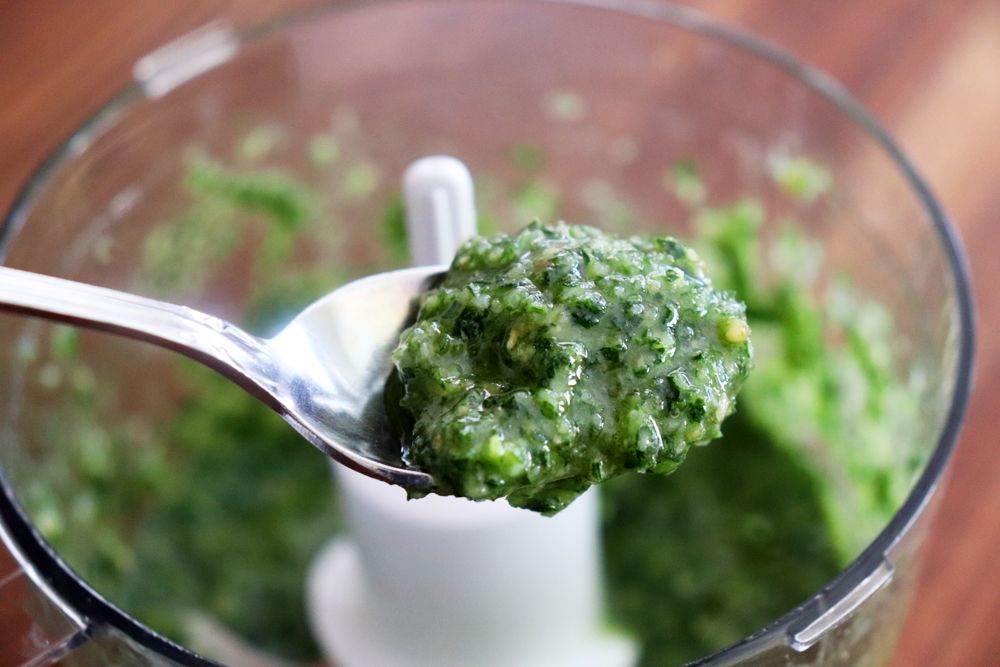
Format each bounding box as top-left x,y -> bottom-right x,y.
0,263 -> 447,488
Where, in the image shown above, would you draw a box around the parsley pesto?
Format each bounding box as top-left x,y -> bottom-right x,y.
391,222 -> 752,514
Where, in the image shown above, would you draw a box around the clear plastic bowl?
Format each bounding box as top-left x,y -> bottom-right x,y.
0,2 -> 973,667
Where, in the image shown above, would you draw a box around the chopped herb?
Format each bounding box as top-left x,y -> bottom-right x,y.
769,153 -> 833,204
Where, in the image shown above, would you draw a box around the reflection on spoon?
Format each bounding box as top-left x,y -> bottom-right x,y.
0,263 -> 447,488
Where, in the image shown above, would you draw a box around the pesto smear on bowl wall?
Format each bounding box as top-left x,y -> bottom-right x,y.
391,222 -> 753,514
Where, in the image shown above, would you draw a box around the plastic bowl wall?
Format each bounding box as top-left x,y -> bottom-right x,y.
0,2 -> 974,667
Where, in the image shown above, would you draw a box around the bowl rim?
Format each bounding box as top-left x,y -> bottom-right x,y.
0,1 -> 976,666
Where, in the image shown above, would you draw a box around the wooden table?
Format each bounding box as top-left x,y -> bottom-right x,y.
1,2 -> 997,666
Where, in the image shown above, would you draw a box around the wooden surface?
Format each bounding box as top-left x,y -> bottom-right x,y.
1,1 -> 998,666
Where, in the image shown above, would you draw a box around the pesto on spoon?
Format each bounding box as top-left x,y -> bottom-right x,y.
391,222 -> 753,514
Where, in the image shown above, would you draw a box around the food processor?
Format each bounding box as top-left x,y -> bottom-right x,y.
0,2 -> 974,667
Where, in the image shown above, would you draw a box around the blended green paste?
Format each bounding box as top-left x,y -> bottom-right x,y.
392,222 -> 752,513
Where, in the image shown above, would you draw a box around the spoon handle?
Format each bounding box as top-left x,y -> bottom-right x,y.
0,265 -> 273,392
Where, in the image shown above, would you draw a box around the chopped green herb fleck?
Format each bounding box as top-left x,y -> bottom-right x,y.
381,194 -> 410,264
769,154 -> 833,204
511,143 -> 545,172
189,158 -> 313,230
669,160 -> 707,206
239,125 -> 283,161
515,181 -> 561,222
308,134 -> 341,167
342,163 -> 380,199
51,324 -> 80,362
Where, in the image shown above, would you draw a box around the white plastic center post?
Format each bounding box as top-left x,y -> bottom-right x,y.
402,155 -> 478,265
307,156 -> 636,667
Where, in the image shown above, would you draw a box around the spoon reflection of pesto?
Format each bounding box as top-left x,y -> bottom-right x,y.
391,222 -> 752,514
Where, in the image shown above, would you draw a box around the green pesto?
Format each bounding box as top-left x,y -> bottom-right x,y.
602,411 -> 840,667
391,222 -> 753,514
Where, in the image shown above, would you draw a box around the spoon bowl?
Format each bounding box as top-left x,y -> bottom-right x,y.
0,263 -> 447,487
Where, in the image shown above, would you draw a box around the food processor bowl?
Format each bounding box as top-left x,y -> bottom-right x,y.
0,2 -> 973,667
